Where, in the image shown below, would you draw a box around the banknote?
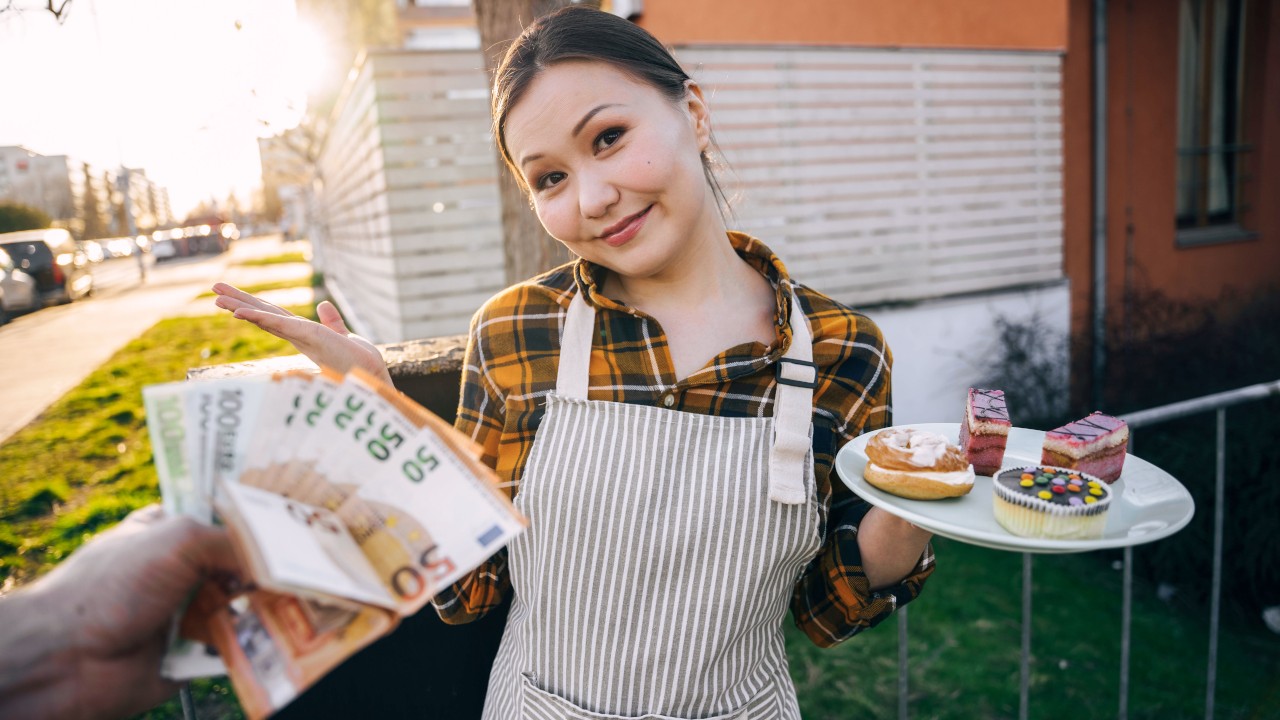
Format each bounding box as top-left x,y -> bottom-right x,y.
145,366 -> 527,717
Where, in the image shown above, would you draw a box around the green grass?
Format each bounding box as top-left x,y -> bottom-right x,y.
195,274 -> 322,298
786,537 -> 1280,719
232,251 -> 308,266
0,305 -> 315,585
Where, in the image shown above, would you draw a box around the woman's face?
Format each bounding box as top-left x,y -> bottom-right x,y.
502,60 -> 716,281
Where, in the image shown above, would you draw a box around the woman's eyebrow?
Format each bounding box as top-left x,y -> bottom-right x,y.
520,103 -> 624,169
572,103 -> 621,137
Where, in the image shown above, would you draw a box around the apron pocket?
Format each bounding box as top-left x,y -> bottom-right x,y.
518,672 -> 773,720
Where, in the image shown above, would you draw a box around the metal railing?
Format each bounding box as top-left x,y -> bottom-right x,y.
894,378 -> 1280,720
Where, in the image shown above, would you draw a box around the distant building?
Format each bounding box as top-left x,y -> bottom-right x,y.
0,146 -> 84,236
112,167 -> 171,235
0,146 -> 173,238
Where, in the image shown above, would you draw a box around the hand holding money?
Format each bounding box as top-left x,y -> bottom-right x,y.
142,366 -> 526,719
211,284 -> 391,386
0,506 -> 240,720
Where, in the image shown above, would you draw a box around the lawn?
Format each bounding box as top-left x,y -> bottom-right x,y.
787,538 -> 1280,719
232,251 -> 309,266
0,307 -> 313,586
1,305 -> 1277,719
194,273 -> 323,299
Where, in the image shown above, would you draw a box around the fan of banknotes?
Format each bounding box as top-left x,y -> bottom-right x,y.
142,367 -> 526,720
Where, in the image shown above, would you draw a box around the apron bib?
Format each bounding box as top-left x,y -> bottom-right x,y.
483,293 -> 823,720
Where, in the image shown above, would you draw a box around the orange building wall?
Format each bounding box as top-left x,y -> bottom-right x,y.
636,0 -> 1068,51
1100,0 -> 1279,313
1062,0 -> 1280,401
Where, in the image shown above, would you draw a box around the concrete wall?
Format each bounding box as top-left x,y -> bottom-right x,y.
867,279 -> 1071,425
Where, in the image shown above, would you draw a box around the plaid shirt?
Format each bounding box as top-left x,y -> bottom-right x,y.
433,231 -> 934,647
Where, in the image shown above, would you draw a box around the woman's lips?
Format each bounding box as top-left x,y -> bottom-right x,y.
599,206 -> 652,247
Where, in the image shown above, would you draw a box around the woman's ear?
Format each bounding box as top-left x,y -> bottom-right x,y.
684,80 -> 712,153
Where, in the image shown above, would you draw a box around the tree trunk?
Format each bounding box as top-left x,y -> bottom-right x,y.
473,0 -> 581,284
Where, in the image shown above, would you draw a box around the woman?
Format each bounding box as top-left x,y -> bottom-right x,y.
215,7 -> 934,718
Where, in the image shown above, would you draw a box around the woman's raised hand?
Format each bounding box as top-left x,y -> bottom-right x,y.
211,283 -> 392,385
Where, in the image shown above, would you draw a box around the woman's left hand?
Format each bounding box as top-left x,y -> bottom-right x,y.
211,282 -> 392,385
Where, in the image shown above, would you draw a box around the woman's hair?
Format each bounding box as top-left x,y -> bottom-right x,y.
490,6 -> 733,219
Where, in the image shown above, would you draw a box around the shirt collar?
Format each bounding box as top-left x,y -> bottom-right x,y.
572,231 -> 797,335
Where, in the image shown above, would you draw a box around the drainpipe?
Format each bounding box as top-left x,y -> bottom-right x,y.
1092,0 -> 1109,412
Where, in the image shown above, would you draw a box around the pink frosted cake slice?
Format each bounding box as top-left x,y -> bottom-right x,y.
1040,412 -> 1129,484
959,388 -> 1011,475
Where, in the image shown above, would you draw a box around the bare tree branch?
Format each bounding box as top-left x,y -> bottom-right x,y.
46,0 -> 71,22
0,0 -> 73,23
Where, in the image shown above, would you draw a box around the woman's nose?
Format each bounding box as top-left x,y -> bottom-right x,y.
578,168 -> 620,220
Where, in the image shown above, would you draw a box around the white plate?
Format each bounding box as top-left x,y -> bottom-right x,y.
834,423 -> 1197,554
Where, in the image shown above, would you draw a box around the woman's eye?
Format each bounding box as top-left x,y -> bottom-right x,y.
594,127 -> 624,153
536,172 -> 566,190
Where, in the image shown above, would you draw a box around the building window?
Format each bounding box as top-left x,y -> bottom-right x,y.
1176,0 -> 1253,245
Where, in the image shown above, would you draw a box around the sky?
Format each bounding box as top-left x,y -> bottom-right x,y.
0,0 -> 332,217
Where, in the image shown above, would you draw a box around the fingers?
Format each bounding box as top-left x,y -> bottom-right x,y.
211,283 -> 293,318
316,301 -> 350,336
231,307 -> 353,374
176,520 -> 243,579
231,307 -> 320,345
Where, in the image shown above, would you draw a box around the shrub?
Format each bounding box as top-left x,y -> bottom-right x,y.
0,201 -> 52,233
984,285 -> 1280,616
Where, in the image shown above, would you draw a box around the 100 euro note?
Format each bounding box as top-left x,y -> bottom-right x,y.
143,374 -> 273,681
144,380 -> 225,680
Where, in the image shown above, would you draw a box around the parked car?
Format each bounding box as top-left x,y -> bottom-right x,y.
100,236 -> 138,258
79,239 -> 106,264
151,228 -> 184,261
0,245 -> 40,325
0,228 -> 94,305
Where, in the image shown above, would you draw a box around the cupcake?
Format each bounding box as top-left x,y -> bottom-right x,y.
992,465 -> 1112,540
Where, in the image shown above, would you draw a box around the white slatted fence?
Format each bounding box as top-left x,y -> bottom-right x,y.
318,50 -> 504,343
316,45 -> 1064,341
678,46 -> 1064,307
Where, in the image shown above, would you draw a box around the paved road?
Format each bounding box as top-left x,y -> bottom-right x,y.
0,235 -> 307,444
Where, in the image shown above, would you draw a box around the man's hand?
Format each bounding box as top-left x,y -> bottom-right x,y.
0,506 -> 241,720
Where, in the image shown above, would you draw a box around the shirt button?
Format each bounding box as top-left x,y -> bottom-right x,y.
662,393 -> 675,408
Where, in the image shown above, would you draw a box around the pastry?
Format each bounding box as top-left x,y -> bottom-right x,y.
1041,412 -> 1129,484
863,427 -> 975,500
992,465 -> 1112,539
959,388 -> 1010,475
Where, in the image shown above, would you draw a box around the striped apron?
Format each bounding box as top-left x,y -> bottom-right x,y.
483,292 -> 823,720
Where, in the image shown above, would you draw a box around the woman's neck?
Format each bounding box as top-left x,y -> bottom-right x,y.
603,217 -> 752,315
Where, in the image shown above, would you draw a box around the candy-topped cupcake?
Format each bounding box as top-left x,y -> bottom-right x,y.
992,465 -> 1112,540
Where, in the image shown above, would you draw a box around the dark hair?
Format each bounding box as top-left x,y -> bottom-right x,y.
491,6 -> 732,218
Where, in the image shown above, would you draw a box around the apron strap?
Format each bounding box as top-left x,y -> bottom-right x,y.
768,293 -> 815,505
556,291 -> 596,400
556,289 -> 815,505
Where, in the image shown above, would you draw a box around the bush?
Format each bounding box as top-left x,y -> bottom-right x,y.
0,201 -> 52,233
